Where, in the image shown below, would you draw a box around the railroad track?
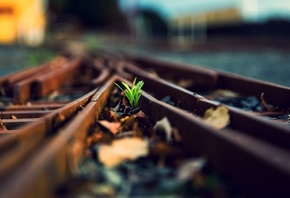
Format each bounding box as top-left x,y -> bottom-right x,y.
0,52 -> 290,197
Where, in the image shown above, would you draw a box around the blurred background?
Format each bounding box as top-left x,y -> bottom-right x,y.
1,0 -> 290,86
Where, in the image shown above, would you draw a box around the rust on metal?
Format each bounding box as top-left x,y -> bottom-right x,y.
0,53 -> 290,197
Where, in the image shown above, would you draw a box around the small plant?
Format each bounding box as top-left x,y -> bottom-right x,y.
115,78 -> 144,108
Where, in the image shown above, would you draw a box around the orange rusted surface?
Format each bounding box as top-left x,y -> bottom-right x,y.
0,111 -> 49,119
34,58 -> 82,98
0,103 -> 64,111
0,102 -> 98,198
0,121 -> 47,180
1,54 -> 290,197
0,56 -> 68,100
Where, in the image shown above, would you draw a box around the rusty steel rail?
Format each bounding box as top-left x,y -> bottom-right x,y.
116,60 -> 290,150
0,52 -> 290,197
0,56 -> 109,180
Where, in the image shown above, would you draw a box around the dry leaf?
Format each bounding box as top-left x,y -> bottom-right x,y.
99,120 -> 120,135
172,127 -> 182,143
203,106 -> 230,129
134,110 -> 146,119
0,120 -> 7,130
177,79 -> 194,88
177,158 -> 206,181
153,117 -> 172,143
134,111 -> 152,133
110,101 -> 121,114
212,89 -> 239,98
98,137 -> 148,168
48,90 -> 60,101
86,132 -> 113,146
260,92 -> 277,111
118,115 -> 137,132
0,86 -> 6,96
148,70 -> 158,78
102,108 -> 118,122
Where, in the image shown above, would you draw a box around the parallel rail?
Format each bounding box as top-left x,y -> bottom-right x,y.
0,52 -> 290,197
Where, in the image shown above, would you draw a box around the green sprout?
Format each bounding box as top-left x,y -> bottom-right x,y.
115,78 -> 144,108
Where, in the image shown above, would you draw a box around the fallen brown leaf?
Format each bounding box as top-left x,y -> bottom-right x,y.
172,127 -> 182,143
134,110 -> 146,119
260,92 -> 277,111
153,117 -> 172,143
148,70 -> 159,78
86,132 -> 113,146
203,106 -> 230,129
98,137 -> 149,168
134,111 -> 153,132
0,86 -> 6,96
98,120 -> 120,135
111,101 -> 121,113
0,120 -> 7,130
212,89 -> 239,98
102,107 -> 118,122
48,90 -> 60,101
177,158 -> 206,181
177,79 -> 194,88
118,115 -> 137,132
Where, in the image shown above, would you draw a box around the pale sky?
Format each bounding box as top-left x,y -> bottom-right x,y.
118,0 -> 290,22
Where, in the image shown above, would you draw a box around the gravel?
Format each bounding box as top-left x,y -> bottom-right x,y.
151,49 -> 290,87
0,46 -> 55,77
0,46 -> 32,76
1,45 -> 290,87
109,45 -> 290,87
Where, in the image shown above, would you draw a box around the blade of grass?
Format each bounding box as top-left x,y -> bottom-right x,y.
115,78 -> 144,108
114,83 -> 124,92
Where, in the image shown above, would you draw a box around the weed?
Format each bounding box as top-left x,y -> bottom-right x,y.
115,78 -> 144,108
